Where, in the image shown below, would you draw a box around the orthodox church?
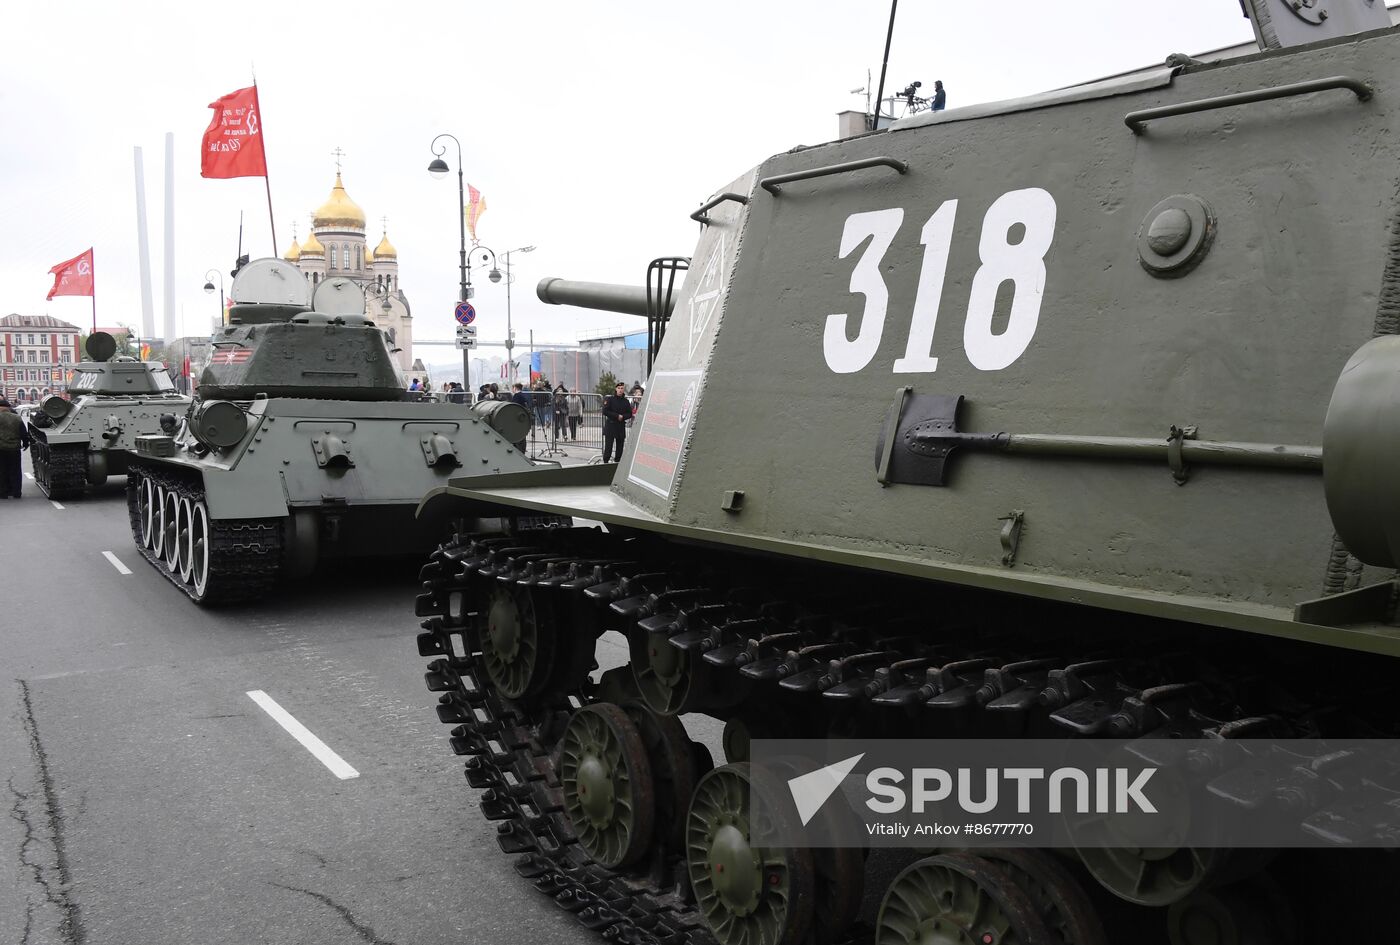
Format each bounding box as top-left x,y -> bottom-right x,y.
282,171 -> 414,372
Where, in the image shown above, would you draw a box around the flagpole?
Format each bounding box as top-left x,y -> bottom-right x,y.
91,249 -> 96,334
264,177 -> 278,257
253,80 -> 278,256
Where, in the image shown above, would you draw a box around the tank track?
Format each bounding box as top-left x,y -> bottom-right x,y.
126,463 -> 284,606
415,527 -> 1400,944
29,434 -> 88,500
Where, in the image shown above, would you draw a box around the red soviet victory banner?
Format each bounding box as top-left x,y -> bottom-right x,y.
46,248 -> 94,300
201,85 -> 268,179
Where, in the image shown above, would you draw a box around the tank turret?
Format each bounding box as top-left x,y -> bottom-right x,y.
196,260 -> 403,401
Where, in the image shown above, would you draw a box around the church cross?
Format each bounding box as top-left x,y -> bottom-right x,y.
331,146 -> 345,172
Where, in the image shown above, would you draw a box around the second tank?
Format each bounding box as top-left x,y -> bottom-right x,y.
125,258 -> 539,605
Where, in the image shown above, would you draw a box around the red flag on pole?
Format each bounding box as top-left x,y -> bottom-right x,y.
200,86 -> 268,179
46,248 -> 94,300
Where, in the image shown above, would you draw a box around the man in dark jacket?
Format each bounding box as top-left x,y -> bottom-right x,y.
552,385 -> 569,440
601,382 -> 633,463
0,399 -> 31,498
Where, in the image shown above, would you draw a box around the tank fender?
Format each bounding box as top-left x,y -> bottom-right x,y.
199,468 -> 290,520
416,486 -> 527,524
1323,335 -> 1400,567
33,430 -> 90,446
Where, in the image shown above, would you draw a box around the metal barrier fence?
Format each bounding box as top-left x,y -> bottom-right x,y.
407,389 -> 646,462
522,391 -> 607,459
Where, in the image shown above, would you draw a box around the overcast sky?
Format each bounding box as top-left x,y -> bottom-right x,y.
0,1 -> 1255,363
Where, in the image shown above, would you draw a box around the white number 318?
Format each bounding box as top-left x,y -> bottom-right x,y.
823,187 -> 1057,374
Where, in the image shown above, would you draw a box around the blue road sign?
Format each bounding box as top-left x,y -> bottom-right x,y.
455,301 -> 477,325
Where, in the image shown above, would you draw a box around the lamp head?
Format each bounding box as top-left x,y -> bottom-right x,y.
488,268 -> 502,283
427,157 -> 450,178
203,281 -> 215,294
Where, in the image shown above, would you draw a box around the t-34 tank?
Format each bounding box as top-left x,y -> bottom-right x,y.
412,4 -> 1400,943
26,332 -> 191,499
126,258 -> 536,604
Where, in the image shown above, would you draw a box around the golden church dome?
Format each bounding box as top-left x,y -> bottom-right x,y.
312,173 -> 366,229
300,230 -> 325,256
283,239 -> 301,262
373,232 -> 398,260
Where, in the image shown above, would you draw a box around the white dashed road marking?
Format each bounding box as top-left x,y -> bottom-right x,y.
50,500 -> 64,510
246,690 -> 360,780
102,551 -> 132,575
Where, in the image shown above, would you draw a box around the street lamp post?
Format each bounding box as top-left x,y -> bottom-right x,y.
491,245 -> 535,385
202,268 -> 225,331
428,133 -> 469,386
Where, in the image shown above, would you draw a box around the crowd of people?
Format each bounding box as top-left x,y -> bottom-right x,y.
407,378 -> 469,403
403,375 -> 647,462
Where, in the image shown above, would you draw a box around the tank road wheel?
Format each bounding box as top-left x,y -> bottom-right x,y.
163,487 -> 183,573
979,849 -> 1107,945
177,495 -> 196,582
481,586 -> 555,701
630,628 -> 732,716
151,485 -> 168,559
558,703 -> 655,869
137,476 -> 155,549
687,763 -> 814,945
1074,846 -> 1226,908
876,852 -> 1054,945
189,500 -> 211,600
622,701 -> 703,851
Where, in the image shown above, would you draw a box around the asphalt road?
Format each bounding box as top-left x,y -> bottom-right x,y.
1,459 -> 607,945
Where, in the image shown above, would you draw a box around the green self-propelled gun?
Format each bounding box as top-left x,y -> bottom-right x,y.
125,258 -> 536,605
409,2 -> 1400,943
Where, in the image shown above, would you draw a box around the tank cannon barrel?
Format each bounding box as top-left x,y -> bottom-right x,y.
536,277 -> 676,318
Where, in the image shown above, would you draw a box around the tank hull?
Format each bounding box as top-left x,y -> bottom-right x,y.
27,392 -> 190,499
411,20 -> 1400,945
127,396 -> 536,604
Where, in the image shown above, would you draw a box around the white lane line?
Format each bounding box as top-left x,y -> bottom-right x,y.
50,500 -> 64,510
24,472 -> 33,480
246,690 -> 360,780
101,551 -> 132,575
